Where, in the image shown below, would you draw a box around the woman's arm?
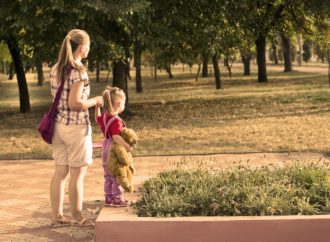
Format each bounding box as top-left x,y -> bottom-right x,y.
68,81 -> 102,110
95,105 -> 101,122
113,135 -> 132,152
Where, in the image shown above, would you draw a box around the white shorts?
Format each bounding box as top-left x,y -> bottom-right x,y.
52,122 -> 93,167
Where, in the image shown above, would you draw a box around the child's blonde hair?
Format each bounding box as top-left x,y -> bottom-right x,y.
102,86 -> 126,115
55,29 -> 90,83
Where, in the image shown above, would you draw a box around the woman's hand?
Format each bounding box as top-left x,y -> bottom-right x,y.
94,96 -> 103,107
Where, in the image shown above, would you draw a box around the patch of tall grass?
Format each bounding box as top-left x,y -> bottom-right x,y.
134,162 -> 330,217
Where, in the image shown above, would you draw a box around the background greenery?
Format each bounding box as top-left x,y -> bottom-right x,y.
0,0 -> 329,112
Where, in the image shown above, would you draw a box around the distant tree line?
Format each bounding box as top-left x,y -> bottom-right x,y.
0,0 -> 329,112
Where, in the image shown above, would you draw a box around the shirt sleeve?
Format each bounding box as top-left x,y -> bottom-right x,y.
108,119 -> 124,136
68,69 -> 87,85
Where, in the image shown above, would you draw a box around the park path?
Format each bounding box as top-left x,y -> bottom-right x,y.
0,152 -> 328,242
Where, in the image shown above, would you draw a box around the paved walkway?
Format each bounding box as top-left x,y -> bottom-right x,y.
0,153 -> 328,241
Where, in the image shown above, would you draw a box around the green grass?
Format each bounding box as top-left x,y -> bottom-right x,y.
134,162 -> 330,217
0,63 -> 329,159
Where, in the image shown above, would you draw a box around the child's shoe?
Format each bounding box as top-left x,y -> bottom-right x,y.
104,198 -> 113,207
112,198 -> 128,207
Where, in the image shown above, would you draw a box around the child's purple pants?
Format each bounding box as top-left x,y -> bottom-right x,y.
102,138 -> 123,201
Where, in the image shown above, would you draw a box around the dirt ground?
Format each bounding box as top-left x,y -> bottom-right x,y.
0,152 -> 329,241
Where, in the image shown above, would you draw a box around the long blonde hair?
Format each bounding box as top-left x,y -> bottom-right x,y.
102,86 -> 126,115
54,29 -> 90,83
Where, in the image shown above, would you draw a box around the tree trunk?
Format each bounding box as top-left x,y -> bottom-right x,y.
281,33 -> 293,72
105,69 -> 111,82
126,60 -> 132,80
272,41 -> 279,65
327,49 -> 330,87
195,63 -> 201,81
96,60 -> 100,82
36,59 -> 44,86
8,61 -> 15,80
255,34 -> 268,83
154,65 -> 157,82
297,34 -> 303,66
134,42 -> 143,93
202,53 -> 208,77
212,53 -> 221,89
224,57 -> 232,78
165,65 -> 173,78
150,66 -> 153,77
2,61 -> 6,74
242,54 -> 251,76
6,37 -> 30,113
113,60 -> 128,104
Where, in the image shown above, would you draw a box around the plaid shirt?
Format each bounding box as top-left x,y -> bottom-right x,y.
50,66 -> 90,125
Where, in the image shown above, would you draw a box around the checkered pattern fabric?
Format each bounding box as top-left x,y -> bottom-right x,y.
50,66 -> 90,125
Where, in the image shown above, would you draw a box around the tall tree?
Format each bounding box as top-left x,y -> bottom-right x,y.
0,43 -> 11,74
6,36 -> 30,112
281,32 -> 293,72
0,1 -> 34,112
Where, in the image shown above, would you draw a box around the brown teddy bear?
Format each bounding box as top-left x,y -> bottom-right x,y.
106,128 -> 138,192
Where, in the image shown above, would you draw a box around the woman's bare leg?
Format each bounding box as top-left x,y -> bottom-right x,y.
50,165 -> 69,219
69,165 -> 88,220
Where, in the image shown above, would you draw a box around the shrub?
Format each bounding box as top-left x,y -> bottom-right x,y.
134,163 -> 330,217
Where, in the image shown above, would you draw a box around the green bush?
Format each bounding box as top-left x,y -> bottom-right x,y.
134,163 -> 330,217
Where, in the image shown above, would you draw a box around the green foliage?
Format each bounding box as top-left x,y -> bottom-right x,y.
0,42 -> 11,63
134,163 -> 330,217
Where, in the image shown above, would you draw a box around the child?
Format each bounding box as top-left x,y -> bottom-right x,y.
95,86 -> 132,207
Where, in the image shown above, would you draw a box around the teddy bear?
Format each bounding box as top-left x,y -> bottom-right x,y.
106,128 -> 138,192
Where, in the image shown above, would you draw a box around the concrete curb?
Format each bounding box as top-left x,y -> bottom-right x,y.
95,208 -> 330,242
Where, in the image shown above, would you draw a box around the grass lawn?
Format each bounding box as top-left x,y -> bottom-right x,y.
0,63 -> 329,159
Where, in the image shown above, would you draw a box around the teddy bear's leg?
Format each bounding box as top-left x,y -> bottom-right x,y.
116,169 -> 132,192
127,168 -> 134,192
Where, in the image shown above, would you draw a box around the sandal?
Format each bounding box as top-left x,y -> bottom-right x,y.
70,218 -> 95,228
51,216 -> 71,227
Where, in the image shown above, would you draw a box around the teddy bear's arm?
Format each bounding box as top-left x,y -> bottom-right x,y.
114,145 -> 133,166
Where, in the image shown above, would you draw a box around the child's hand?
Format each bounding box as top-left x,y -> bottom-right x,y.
125,145 -> 132,152
94,96 -> 103,107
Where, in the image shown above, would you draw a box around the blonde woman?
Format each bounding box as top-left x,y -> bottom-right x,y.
49,29 -> 103,227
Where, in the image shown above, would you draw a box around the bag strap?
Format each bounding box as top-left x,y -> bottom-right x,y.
54,67 -> 72,105
103,114 -> 121,138
49,66 -> 72,114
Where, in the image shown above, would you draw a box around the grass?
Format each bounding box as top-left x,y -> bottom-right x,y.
0,63 -> 329,159
134,162 -> 330,217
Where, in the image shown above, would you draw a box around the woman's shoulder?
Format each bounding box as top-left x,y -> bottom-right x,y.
68,67 -> 88,84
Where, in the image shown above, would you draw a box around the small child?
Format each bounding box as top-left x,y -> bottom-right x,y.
95,86 -> 132,207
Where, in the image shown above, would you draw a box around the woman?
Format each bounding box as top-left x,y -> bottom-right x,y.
49,29 -> 103,227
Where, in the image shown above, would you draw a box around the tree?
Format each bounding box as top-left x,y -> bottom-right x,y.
226,0 -> 287,82
280,32 -> 293,72
0,1 -> 33,112
302,39 -> 312,63
312,19 -> 330,85
270,40 -> 279,65
0,43 -> 11,74
202,53 -> 209,77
